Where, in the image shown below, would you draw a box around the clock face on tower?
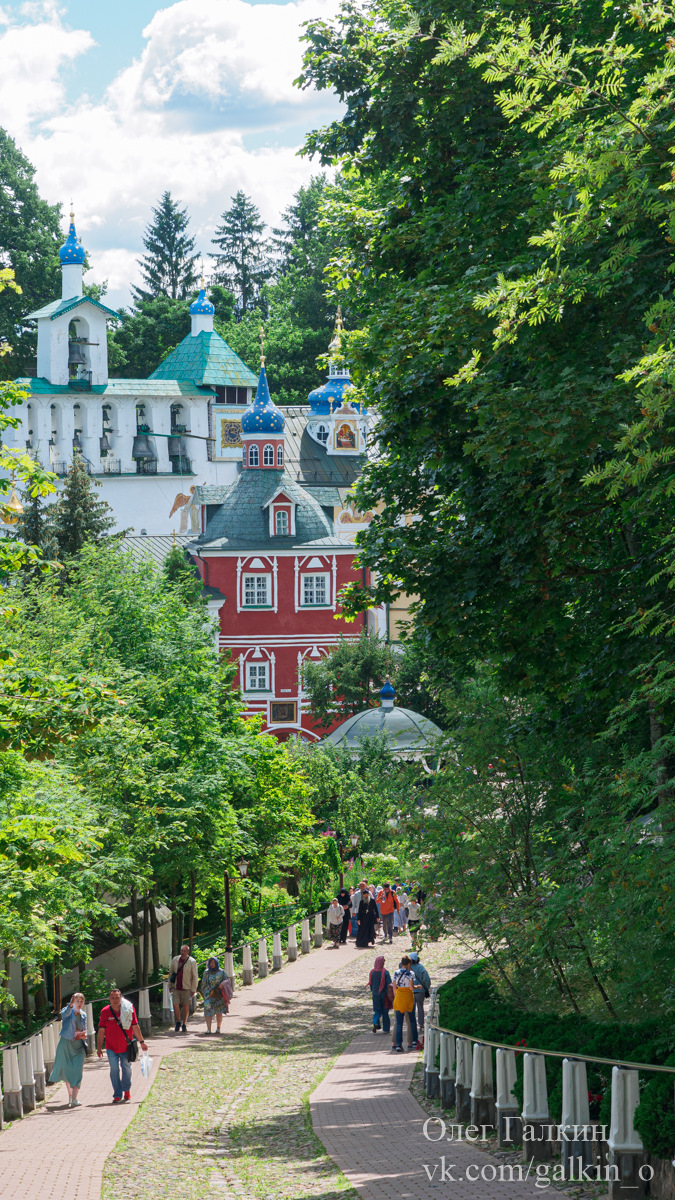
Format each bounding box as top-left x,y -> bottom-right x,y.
213,413 -> 244,456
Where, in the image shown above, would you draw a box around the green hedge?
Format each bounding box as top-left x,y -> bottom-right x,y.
438,964 -> 675,1157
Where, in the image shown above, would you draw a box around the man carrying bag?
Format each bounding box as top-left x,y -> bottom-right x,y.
97,987 -> 148,1103
169,944 -> 199,1033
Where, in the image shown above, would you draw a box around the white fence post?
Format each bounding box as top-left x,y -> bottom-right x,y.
496,1047 -> 521,1148
561,1058 -> 592,1178
138,988 -> 152,1038
162,982 -> 173,1024
242,944 -> 254,986
258,937 -> 268,979
85,1002 -> 95,1055
224,951 -> 235,989
313,912 -> 323,948
439,1032 -> 456,1108
30,1033 -> 46,1101
455,1037 -> 472,1124
301,918 -> 311,955
17,1041 -> 35,1112
425,1026 -> 441,1098
272,932 -> 283,972
42,1022 -> 56,1078
522,1052 -> 553,1162
2,1047 -> 22,1119
470,1042 -> 495,1127
608,1066 -> 645,1198
287,925 -> 298,963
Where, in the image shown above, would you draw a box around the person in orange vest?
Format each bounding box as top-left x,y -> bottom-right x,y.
378,882 -> 399,944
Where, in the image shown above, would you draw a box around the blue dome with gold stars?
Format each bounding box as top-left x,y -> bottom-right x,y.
190,288 -> 215,316
59,214 -> 86,265
308,373 -> 355,416
241,364 -> 284,435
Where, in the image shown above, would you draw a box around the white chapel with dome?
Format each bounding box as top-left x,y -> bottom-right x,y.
7,215 -> 258,537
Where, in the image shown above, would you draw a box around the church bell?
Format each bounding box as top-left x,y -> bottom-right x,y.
168,436 -> 188,458
72,432 -> 83,452
132,434 -> 157,460
68,340 -> 87,366
99,433 -> 112,454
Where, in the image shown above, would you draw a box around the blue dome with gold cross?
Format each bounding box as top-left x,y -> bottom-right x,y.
59,214 -> 86,265
241,364 -> 284,434
190,288 -> 215,316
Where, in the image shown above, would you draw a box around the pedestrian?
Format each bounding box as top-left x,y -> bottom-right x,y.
96,987 -> 148,1104
201,956 -> 229,1034
356,888 -> 378,947
327,897 -> 345,947
337,885 -> 352,943
366,954 -> 391,1034
409,951 -> 431,1037
49,992 -> 87,1107
391,956 -> 419,1053
407,896 -> 422,948
378,882 -> 399,944
169,943 -> 199,1032
350,882 -> 363,936
398,892 -> 409,934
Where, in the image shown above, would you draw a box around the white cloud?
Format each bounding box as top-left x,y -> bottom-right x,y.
0,0 -> 341,306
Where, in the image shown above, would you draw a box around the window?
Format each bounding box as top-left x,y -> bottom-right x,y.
237,387 -> 248,404
248,444 -> 259,466
275,510 -> 289,535
302,573 -> 328,606
247,663 -> 268,690
316,424 -> 329,443
277,445 -> 284,465
263,444 -> 274,466
243,574 -> 270,606
226,386 -> 237,404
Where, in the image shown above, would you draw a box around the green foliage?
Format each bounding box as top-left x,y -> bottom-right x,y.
302,631 -> 398,727
133,191 -> 198,303
0,129 -> 62,379
211,191 -> 272,317
110,294 -> 191,378
50,455 -> 116,558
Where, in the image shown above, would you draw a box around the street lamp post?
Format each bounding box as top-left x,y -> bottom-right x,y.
223,870 -> 233,954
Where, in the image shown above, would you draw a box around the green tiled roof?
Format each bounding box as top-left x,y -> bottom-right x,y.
26,296 -> 120,321
149,330 -> 258,388
15,377 -> 210,397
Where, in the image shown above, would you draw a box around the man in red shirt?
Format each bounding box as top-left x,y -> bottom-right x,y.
97,987 -> 148,1103
379,883 -> 400,944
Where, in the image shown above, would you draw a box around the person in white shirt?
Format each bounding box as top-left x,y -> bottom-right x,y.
327,899 -> 345,947
407,899 -> 422,948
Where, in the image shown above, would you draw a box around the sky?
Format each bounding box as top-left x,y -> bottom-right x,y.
0,0 -> 342,306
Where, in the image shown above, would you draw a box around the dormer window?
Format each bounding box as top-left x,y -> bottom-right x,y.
275,510 -> 289,535
316,425 -> 329,443
263,444 -> 274,466
248,444 -> 259,466
277,445 -> 284,465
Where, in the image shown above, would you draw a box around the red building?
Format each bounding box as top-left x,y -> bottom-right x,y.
189,355 -> 370,740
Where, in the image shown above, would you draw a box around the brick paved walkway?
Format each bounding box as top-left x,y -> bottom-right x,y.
311,1034 -> 545,1200
0,940 -> 363,1200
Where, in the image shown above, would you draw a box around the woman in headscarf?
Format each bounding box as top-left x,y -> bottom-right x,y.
365,955 -> 391,1033
356,889 -> 378,947
337,885 -> 352,943
200,956 -> 229,1033
327,897 -> 345,947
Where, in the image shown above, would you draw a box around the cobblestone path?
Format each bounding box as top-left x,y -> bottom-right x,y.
102,932 -> 470,1200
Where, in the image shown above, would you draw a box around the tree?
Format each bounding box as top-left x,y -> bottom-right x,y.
211,192 -> 271,317
0,130 -> 62,379
133,192 -> 198,303
51,456 -> 116,557
303,632 -> 397,728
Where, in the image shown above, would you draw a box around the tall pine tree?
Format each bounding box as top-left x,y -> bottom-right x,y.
51,456 -> 116,557
210,192 -> 271,317
133,192 -> 198,303
16,487 -> 59,571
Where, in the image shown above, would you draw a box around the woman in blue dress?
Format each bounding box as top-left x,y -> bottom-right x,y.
201,957 -> 228,1034
50,992 -> 87,1107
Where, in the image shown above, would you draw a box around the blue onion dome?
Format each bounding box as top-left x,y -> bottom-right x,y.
308,374 -> 354,416
241,364 -> 285,435
59,213 -> 86,265
190,288 -> 215,316
380,678 -> 396,702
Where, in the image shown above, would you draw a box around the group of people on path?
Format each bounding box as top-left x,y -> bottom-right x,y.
48,944 -> 233,1107
327,880 -> 424,949
366,951 -> 431,1052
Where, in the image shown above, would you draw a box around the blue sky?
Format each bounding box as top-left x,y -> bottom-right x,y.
0,0 -> 340,305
